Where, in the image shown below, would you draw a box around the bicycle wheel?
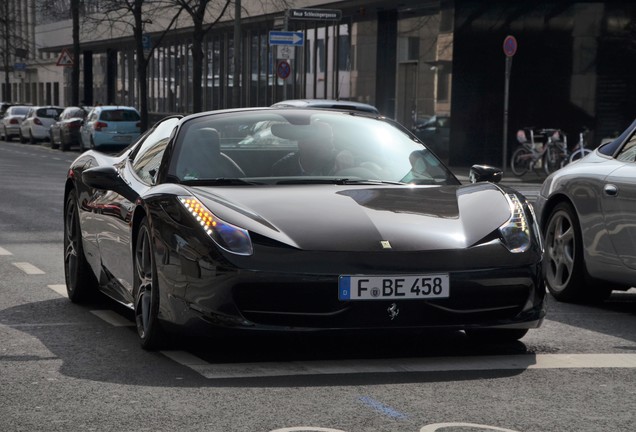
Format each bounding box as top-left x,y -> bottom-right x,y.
510,147 -> 532,176
543,145 -> 564,175
568,148 -> 592,164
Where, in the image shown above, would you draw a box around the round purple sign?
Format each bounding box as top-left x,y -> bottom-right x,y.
503,35 -> 517,57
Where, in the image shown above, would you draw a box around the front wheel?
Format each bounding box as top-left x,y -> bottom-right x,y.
510,147 -> 531,176
568,148 -> 592,164
543,145 -> 563,175
543,202 -> 611,303
50,131 -> 59,149
64,193 -> 99,302
134,218 -> 169,350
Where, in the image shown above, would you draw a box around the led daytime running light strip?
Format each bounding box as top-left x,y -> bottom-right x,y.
179,197 -> 217,236
506,194 -> 528,232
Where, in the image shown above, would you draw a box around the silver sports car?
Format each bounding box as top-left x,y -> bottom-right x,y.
535,119 -> 636,303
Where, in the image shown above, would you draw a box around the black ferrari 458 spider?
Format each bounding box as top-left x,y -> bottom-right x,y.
63,107 -> 545,349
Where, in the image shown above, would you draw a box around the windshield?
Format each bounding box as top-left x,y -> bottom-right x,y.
171,110 -> 458,186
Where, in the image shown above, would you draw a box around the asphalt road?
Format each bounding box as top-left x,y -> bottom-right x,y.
1,140 -> 635,432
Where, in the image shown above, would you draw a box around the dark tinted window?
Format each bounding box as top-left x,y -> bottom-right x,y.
11,107 -> 29,115
36,107 -> 63,118
100,109 -> 140,122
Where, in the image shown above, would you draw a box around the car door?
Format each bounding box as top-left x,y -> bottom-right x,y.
601,133 -> 636,270
96,117 -> 178,297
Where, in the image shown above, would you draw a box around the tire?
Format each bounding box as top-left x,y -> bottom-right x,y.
4,127 -> 10,141
568,148 -> 592,164
543,145 -> 563,175
50,131 -> 59,150
465,328 -> 529,343
79,136 -> 85,152
510,147 -> 531,176
543,202 -> 611,303
29,130 -> 36,144
134,218 -> 169,350
19,131 -> 26,143
60,138 -> 68,152
64,192 -> 99,302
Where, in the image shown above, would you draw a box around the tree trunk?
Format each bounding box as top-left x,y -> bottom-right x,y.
134,0 -> 149,131
191,20 -> 204,113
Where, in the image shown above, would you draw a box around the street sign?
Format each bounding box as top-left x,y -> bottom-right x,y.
503,35 -> 517,57
276,60 -> 291,80
142,34 -> 152,54
56,48 -> 73,66
277,45 -> 295,60
288,8 -> 342,21
269,31 -> 304,46
14,63 -> 26,71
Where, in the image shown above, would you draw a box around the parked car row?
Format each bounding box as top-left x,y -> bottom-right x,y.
0,104 -> 142,152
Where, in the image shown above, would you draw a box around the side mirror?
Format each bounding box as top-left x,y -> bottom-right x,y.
82,166 -> 137,201
82,166 -> 121,191
469,164 -> 502,184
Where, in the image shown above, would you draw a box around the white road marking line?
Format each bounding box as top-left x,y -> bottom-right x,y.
161,352 -> 636,379
90,310 -> 135,327
12,262 -> 45,275
48,284 -> 68,297
0,246 -> 12,255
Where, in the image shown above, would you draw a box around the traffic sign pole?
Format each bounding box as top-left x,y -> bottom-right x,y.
502,35 -> 517,174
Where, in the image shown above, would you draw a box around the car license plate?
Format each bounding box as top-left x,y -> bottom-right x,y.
338,274 -> 449,300
113,135 -> 131,142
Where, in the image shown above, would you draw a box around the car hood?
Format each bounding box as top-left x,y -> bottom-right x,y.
189,183 -> 512,251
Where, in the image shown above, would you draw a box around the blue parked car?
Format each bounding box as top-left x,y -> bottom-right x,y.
79,105 -> 141,151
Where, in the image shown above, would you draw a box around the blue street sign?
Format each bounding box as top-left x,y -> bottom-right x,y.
269,31 -> 304,46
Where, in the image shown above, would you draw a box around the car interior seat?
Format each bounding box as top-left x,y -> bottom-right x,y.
178,127 -> 245,179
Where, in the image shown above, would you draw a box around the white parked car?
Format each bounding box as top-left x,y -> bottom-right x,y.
1,105 -> 30,141
19,105 -> 64,144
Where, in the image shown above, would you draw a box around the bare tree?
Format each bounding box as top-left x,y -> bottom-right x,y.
88,0 -> 183,130
167,0 -> 231,113
0,1 -> 29,102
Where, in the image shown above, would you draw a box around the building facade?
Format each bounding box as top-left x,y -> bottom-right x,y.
2,0 -> 635,166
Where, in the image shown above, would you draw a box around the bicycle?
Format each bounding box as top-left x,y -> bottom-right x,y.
510,127 -> 567,176
567,127 -> 592,164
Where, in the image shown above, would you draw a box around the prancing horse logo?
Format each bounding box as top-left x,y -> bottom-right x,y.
387,303 -> 399,320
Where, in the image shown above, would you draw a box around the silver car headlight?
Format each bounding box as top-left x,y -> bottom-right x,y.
499,193 -> 531,253
179,196 -> 253,256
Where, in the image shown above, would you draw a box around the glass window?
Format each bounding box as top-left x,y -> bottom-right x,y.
131,117 -> 180,185
616,134 -> 636,162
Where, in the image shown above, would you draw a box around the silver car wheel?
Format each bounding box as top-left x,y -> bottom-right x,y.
545,208 -> 575,291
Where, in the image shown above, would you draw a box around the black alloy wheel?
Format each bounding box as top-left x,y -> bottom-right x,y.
64,193 -> 98,302
50,131 -> 59,149
60,135 -> 68,152
543,202 -> 611,303
134,218 -> 168,350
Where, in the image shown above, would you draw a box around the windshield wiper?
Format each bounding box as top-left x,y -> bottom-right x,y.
183,178 -> 262,186
275,178 -> 405,185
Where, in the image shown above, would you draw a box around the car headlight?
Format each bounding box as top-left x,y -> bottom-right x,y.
499,193 -> 531,253
179,196 -> 253,256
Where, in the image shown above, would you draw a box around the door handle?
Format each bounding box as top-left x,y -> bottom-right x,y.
603,184 -> 618,196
